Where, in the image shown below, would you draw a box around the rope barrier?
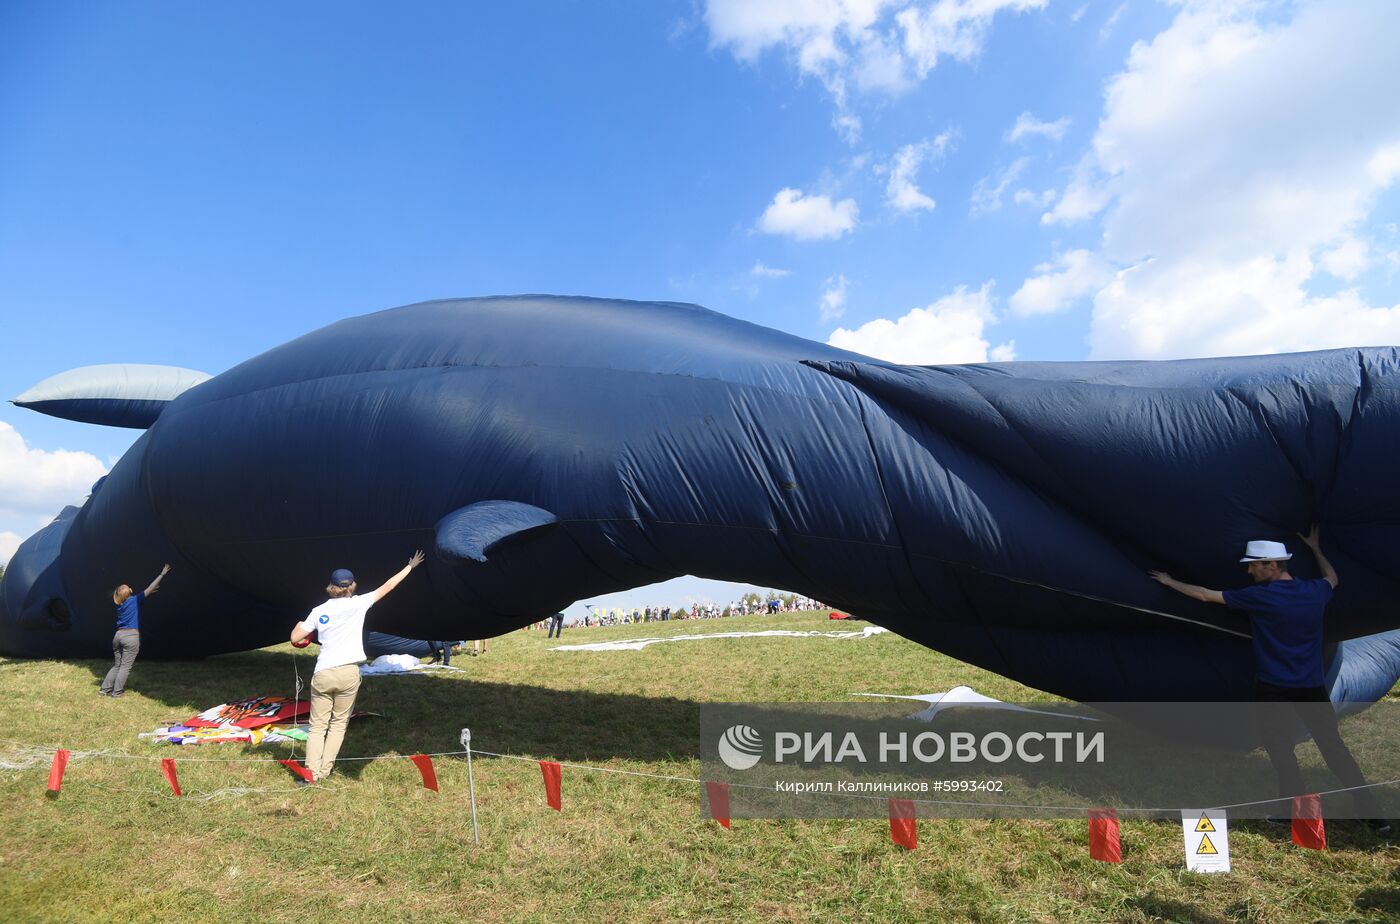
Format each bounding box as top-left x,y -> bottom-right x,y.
7,735 -> 1400,815
456,745 -> 1400,814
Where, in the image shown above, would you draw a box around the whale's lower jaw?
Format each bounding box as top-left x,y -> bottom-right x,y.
0,507 -> 79,658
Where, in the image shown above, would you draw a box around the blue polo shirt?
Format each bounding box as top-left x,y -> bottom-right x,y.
115,591 -> 144,630
1222,578 -> 1331,688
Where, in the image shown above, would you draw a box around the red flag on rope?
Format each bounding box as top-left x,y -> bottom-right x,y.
1088,808 -> 1121,862
705,781 -> 731,829
540,760 -> 562,811
888,798 -> 917,849
1292,794 -> 1327,850
278,759 -> 314,783
46,749 -> 70,797
160,758 -> 182,797
409,754 -> 439,792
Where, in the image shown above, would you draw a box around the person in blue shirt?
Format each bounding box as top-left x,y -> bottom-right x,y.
1150,527 -> 1389,834
99,563 -> 171,697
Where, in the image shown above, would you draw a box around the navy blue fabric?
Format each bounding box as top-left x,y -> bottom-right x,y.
2,295 -> 1399,705
16,398 -> 167,430
435,501 -> 559,563
363,632 -> 436,660
114,590 -> 144,631
1223,579 -> 1332,687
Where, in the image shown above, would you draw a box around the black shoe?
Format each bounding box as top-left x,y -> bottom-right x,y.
295,777 -> 313,787
1367,819 -> 1393,837
109,691 -> 124,698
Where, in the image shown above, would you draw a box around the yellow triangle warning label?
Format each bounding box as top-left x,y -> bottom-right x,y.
1195,814 -> 1216,833
1196,833 -> 1218,855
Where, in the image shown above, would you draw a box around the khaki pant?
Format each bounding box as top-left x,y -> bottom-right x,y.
305,663 -> 362,781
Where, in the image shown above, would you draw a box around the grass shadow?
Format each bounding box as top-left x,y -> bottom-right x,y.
1127,895 -> 1231,924
71,647 -> 703,776
1353,866 -> 1400,916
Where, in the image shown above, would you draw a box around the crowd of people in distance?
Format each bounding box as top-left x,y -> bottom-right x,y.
524,594 -> 826,630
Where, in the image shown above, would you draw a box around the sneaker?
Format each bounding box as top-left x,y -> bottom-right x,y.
109,691 -> 124,698
295,777 -> 313,788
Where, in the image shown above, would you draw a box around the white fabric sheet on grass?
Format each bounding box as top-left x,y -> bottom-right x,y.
850,686 -> 1098,722
552,625 -> 889,652
360,655 -> 463,676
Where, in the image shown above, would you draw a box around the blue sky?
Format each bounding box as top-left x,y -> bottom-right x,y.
3,1 -> 1399,617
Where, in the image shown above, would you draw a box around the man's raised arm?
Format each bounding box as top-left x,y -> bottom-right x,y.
1298,525 -> 1338,589
371,551 -> 426,603
1149,571 -> 1225,605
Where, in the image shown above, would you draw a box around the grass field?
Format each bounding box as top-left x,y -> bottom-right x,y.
2,611 -> 1398,923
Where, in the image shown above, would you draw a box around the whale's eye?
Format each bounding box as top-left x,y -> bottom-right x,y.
45,598 -> 71,630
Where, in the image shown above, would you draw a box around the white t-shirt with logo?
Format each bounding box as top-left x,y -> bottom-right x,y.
299,594 -> 375,673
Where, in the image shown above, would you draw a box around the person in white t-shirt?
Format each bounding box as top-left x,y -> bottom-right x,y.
290,550 -> 425,782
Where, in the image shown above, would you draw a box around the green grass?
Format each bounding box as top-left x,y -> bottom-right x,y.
2,611 -> 1398,923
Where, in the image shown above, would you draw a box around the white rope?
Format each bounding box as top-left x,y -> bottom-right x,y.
10,737 -> 1399,816
0,744 -> 469,765
465,746 -> 1400,814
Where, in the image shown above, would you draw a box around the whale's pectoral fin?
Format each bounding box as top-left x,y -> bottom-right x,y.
13,364 -> 212,429
434,501 -> 561,564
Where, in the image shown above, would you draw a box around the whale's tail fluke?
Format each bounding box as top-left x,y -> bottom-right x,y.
13,364 -> 211,429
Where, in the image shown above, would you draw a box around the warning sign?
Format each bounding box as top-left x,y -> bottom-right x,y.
1180,809 -> 1230,873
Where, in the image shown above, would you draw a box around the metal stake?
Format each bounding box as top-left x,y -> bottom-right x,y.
461,728 -> 480,846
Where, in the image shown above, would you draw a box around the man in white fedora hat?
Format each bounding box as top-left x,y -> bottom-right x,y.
1150,526 -> 1389,834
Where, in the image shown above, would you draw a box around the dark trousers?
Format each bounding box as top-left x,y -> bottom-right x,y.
101,629 -> 140,694
547,615 -> 563,639
1255,681 -> 1383,818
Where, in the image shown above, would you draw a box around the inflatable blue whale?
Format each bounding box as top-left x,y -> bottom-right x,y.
5,295 -> 1400,702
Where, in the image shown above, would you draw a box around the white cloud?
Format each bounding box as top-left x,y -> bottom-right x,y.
898,0 -> 1048,79
0,421 -> 108,525
1010,249 -> 1114,316
820,274 -> 850,321
0,529 -> 21,565
1091,252 -> 1400,359
827,282 -> 1015,363
1040,158 -> 1110,225
1099,2 -> 1126,41
1037,0 -> 1400,359
1013,187 -> 1055,207
885,133 -> 953,212
758,187 -> 859,240
971,156 -> 1029,215
750,262 -> 793,278
833,111 -> 863,144
989,340 -> 1018,362
1319,236 -> 1370,281
0,532 -> 20,566
1007,111 -> 1070,143
705,0 -> 1047,140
